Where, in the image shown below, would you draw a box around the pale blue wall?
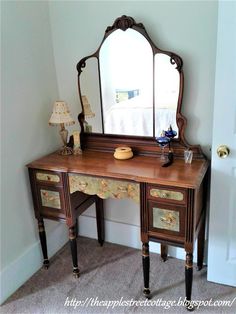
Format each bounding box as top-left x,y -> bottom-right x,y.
0,1 -> 64,303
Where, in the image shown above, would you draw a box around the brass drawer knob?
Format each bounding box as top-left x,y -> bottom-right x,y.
118,186 -> 128,193
78,181 -> 88,189
160,213 -> 174,225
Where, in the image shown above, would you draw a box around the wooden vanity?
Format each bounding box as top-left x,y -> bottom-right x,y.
27,15 -> 209,305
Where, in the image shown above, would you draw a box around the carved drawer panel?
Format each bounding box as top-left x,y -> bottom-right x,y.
148,200 -> 185,240
36,184 -> 66,220
35,171 -> 62,186
40,189 -> 61,209
69,174 -> 139,203
147,185 -> 187,205
153,207 -> 180,232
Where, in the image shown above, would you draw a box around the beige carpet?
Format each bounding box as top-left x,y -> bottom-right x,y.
1,237 -> 236,314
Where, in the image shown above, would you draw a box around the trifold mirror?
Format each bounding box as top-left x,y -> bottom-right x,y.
77,15 -> 184,142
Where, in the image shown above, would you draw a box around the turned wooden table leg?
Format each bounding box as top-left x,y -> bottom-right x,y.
37,218 -> 50,269
75,218 -> 79,238
197,214 -> 206,271
69,225 -> 80,278
185,252 -> 193,307
161,244 -> 168,262
142,242 -> 151,298
95,197 -> 104,246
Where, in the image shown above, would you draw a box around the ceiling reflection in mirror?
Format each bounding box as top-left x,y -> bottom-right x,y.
100,29 -> 153,136
80,57 -> 103,133
154,54 -> 180,137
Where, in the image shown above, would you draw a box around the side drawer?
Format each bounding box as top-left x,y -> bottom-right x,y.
148,200 -> 185,241
147,184 -> 187,206
35,170 -> 63,187
36,185 -> 66,220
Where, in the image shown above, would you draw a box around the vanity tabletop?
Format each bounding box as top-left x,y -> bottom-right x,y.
27,150 -> 209,189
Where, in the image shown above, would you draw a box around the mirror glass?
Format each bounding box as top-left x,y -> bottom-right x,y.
77,16 -> 183,140
80,57 -> 103,133
100,29 -> 153,136
154,53 -> 179,137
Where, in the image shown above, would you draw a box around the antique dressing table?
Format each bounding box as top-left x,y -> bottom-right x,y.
27,16 -> 209,304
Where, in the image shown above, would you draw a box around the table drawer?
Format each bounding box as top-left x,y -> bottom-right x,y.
147,184 -> 187,205
40,189 -> 61,209
148,200 -> 185,240
37,185 -> 66,220
69,174 -> 139,203
35,170 -> 62,187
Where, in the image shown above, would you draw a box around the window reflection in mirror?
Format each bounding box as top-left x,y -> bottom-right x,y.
100,28 -> 153,137
154,54 -> 179,137
80,57 -> 103,133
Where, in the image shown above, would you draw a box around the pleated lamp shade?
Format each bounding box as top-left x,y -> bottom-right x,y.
82,96 -> 95,118
49,101 -> 75,126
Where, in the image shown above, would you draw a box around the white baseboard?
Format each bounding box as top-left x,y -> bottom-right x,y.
0,223 -> 68,305
79,215 -> 199,262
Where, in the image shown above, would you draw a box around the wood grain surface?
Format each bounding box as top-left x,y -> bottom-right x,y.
27,150 -> 209,189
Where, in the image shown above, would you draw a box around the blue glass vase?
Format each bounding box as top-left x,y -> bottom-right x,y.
155,134 -> 170,161
165,125 -> 177,139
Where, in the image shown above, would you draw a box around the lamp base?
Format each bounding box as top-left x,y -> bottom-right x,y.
59,146 -> 73,156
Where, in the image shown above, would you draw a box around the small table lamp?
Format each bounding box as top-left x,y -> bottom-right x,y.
49,101 -> 75,155
82,95 -> 95,133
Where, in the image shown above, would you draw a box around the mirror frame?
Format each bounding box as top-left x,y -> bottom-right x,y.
77,15 -> 204,158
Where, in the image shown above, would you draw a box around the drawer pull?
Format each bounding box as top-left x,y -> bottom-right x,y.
160,213 -> 174,225
160,192 -> 168,198
78,181 -> 88,189
118,186 -> 128,193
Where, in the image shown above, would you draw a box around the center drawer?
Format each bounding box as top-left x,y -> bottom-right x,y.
69,174 -> 140,203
